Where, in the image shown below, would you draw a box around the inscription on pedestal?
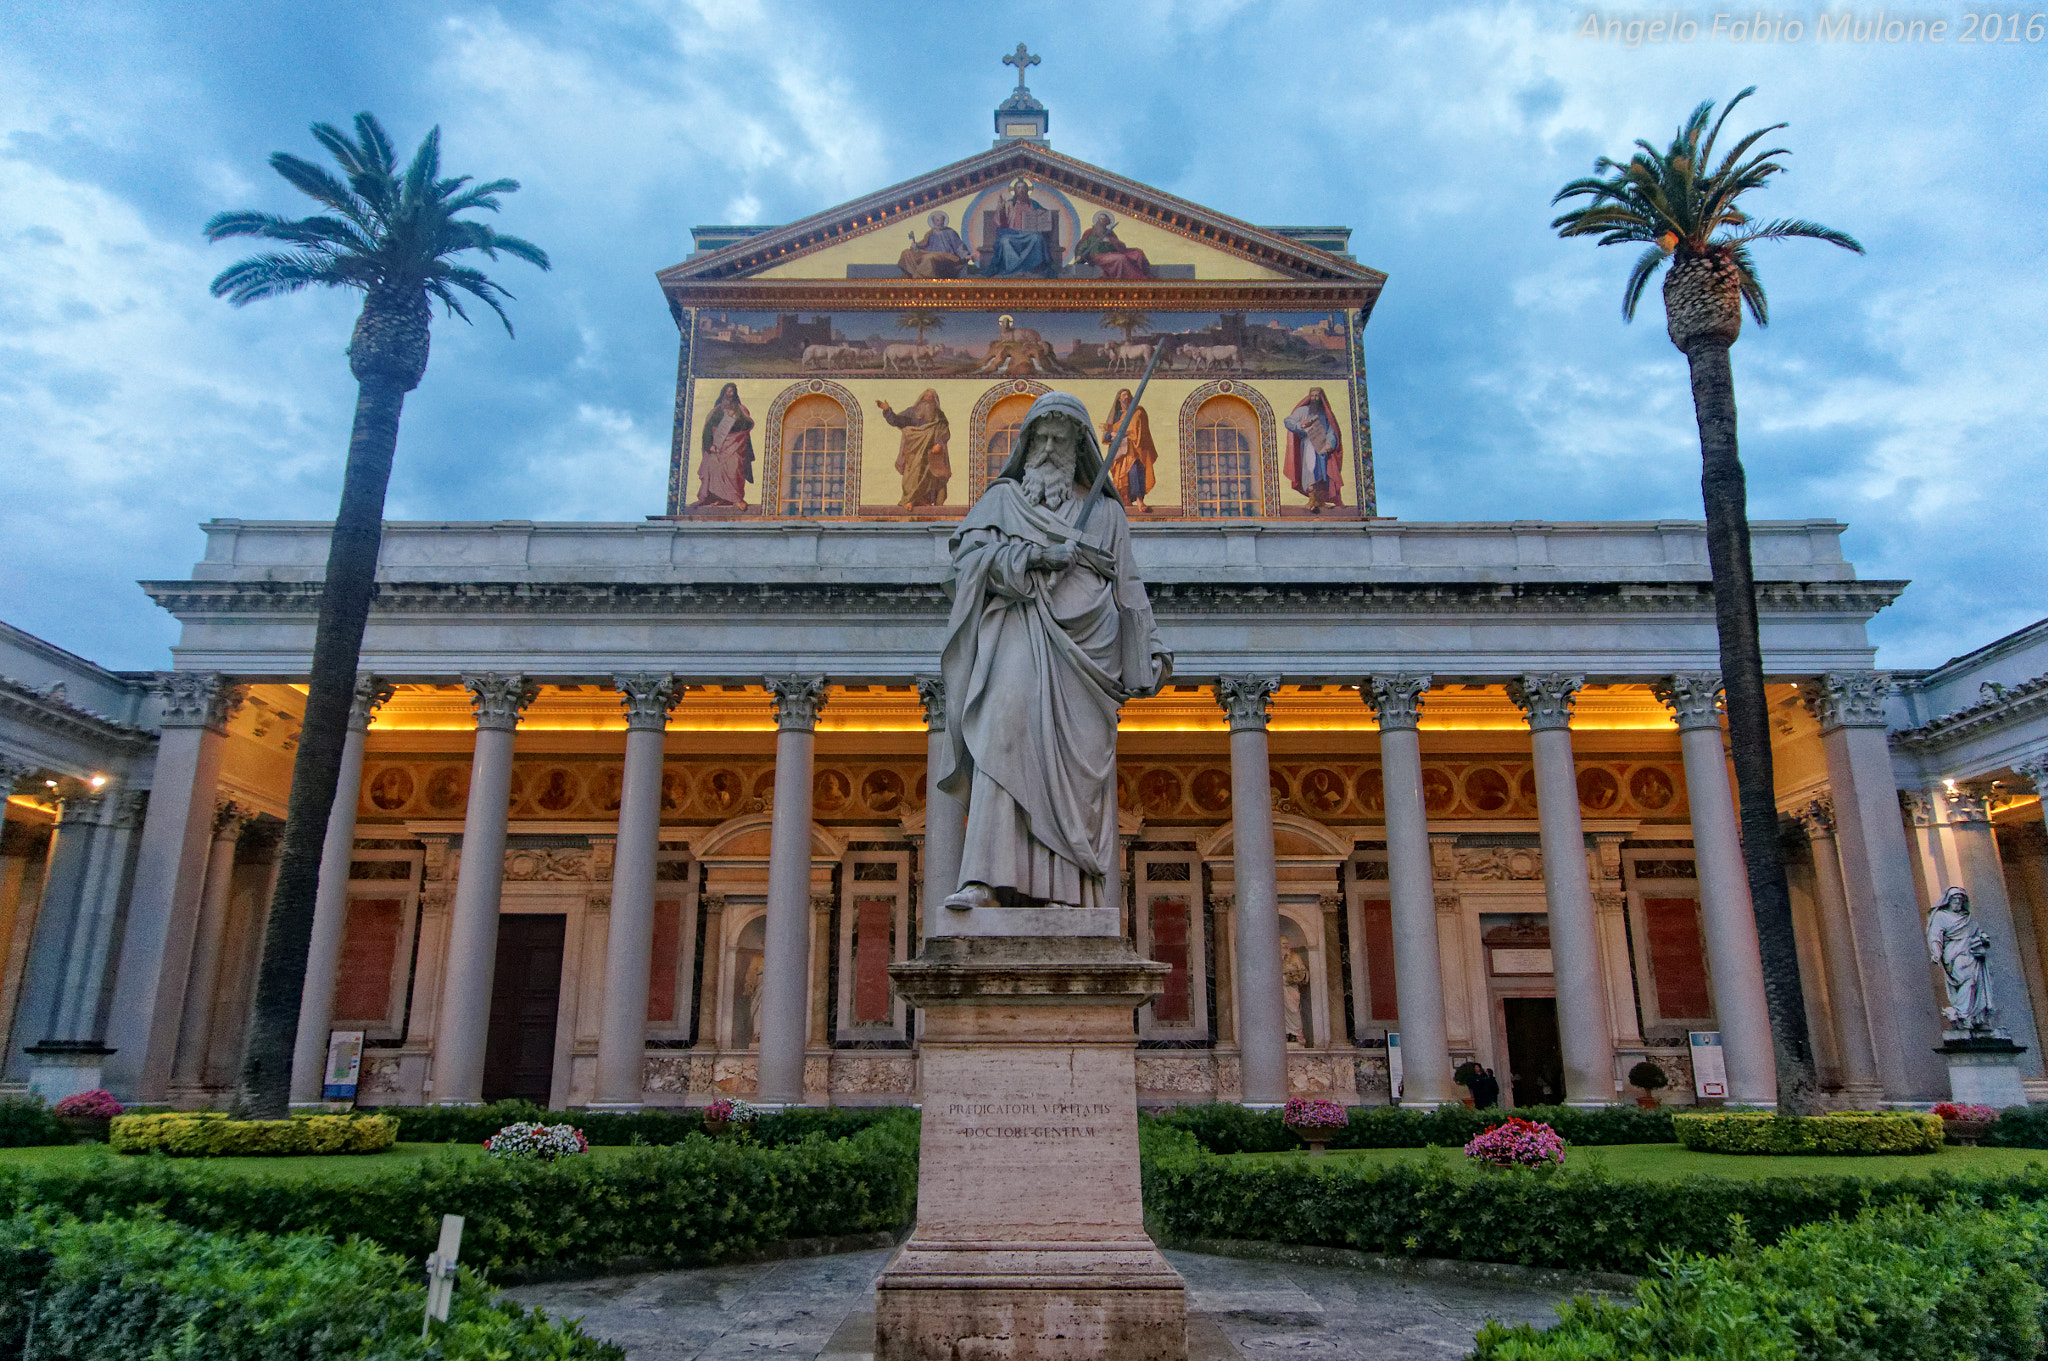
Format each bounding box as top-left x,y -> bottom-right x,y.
953,1100 -> 1111,1140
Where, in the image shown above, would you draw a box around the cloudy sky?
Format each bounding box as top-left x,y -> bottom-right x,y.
3,0 -> 2042,673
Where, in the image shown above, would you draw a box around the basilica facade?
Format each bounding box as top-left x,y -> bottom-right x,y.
4,79 -> 2046,1114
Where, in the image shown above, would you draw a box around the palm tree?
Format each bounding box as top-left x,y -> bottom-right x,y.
1552,88 -> 1861,1114
1101,310 -> 1151,344
896,309 -> 944,344
207,113 -> 547,1117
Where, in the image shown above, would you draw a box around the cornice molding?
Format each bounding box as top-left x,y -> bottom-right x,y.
0,676 -> 156,753
140,578 -> 1909,622
1889,671 -> 2048,754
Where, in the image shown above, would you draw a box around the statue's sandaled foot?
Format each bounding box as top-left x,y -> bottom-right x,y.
942,882 -> 996,911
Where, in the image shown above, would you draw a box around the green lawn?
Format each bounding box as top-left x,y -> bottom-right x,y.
1228,1142 -> 2048,1181
0,1141 -> 646,1182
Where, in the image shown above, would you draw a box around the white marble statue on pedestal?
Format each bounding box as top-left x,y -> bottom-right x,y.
1927,885 -> 1996,1033
936,391 -> 1170,914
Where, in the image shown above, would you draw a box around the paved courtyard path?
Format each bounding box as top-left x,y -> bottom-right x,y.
505,1246 -> 1586,1359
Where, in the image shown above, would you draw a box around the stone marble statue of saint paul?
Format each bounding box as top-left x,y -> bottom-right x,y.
936,391 -> 1170,913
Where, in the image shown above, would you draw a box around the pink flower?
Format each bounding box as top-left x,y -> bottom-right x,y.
52,1089 -> 123,1119
1464,1117 -> 1567,1167
1282,1098 -> 1348,1131
1932,1103 -> 1999,1122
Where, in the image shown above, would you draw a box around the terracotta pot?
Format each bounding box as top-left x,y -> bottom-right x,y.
58,1115 -> 111,1144
702,1116 -> 730,1138
1635,1095 -> 1662,1110
1943,1118 -> 1993,1147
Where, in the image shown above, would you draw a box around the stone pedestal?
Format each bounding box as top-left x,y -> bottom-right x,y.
1939,1034 -> 2030,1109
876,936 -> 1186,1361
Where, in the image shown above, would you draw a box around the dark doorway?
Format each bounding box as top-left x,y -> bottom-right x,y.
482,914 -> 566,1105
1502,997 -> 1564,1108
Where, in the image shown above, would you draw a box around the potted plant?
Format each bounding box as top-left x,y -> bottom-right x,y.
1464,1116 -> 1566,1171
1281,1097 -> 1347,1155
481,1121 -> 589,1162
1627,1059 -> 1670,1110
52,1089 -> 123,1143
1931,1102 -> 1999,1146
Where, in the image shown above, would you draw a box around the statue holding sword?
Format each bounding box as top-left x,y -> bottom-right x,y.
936,348 -> 1173,913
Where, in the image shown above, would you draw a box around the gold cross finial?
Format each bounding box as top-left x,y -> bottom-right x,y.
1003,43 -> 1039,94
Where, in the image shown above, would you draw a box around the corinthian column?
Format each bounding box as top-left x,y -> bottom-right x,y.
594,674 -> 681,1109
1362,674 -> 1455,1107
290,675 -> 393,1105
432,673 -> 536,1105
916,677 -> 965,940
1652,673 -> 1776,1105
1507,673 -> 1613,1105
758,675 -> 826,1105
169,800 -> 253,1093
1217,676 -> 1287,1105
1808,672 -> 1946,1099
105,673 -> 241,1100
1794,797 -> 1881,1102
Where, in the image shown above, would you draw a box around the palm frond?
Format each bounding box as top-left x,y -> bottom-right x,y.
265,153 -> 364,222
1729,243 -> 1769,325
1621,246 -> 1668,321
209,252 -> 359,304
1732,218 -> 1865,253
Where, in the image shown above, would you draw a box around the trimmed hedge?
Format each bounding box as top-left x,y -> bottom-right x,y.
1138,1123 -> 2048,1275
1983,1103 -> 2048,1149
1471,1199 -> 2048,1359
1149,1101 -> 1675,1153
381,1099 -> 904,1148
0,1211 -> 621,1360
0,1099 -> 68,1150
2,1110 -> 919,1273
112,1112 -> 398,1157
1674,1110 -> 1943,1156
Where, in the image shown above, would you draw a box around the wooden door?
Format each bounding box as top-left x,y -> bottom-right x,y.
482,914 -> 566,1105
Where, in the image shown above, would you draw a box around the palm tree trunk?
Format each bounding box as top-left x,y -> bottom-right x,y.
1685,337 -> 1821,1114
234,374 -> 406,1117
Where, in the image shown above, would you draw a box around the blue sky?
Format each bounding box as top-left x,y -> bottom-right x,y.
2,0 -> 2042,672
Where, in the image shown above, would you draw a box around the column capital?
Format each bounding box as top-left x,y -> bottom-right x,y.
347,674 -> 397,733
612,674 -> 682,731
1506,673 -> 1584,732
1651,672 -> 1724,731
211,798 -> 254,841
915,676 -> 946,733
56,789 -> 110,827
2014,749 -> 2048,791
1943,785 -> 1994,825
1214,676 -> 1280,732
462,673 -> 538,732
0,755 -> 38,793
1362,674 -> 1431,731
1900,789 -> 1936,826
765,675 -> 828,731
1805,671 -> 1891,731
155,672 -> 243,730
1793,794 -> 1836,838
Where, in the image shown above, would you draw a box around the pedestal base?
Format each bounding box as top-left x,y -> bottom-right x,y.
25,1043 -> 112,1104
878,937 -> 1185,1361
1940,1035 -> 2030,1108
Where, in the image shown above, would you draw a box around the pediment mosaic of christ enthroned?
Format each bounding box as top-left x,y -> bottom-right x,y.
657,144 -> 1385,288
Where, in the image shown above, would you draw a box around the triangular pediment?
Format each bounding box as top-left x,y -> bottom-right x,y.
658,143 -> 1383,291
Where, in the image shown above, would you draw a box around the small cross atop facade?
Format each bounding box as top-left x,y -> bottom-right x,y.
1003,43 -> 1039,94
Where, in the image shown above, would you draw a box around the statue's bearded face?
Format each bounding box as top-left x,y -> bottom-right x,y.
1022,416 -> 1080,508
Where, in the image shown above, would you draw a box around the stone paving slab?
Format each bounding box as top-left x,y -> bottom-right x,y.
505,1246 -> 1581,1360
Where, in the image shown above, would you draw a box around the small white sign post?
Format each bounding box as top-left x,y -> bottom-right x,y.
323,1030 -> 364,1101
1689,1031 -> 1728,1100
423,1214 -> 464,1337
1387,1032 -> 1404,1104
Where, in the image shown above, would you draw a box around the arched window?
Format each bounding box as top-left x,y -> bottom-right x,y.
780,393 -> 848,516
1191,395 -> 1259,517
982,392 -> 1035,487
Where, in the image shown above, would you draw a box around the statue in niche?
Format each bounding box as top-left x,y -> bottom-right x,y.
1282,949 -> 1311,1044
898,210 -> 971,279
740,951 -> 765,1048
878,389 -> 951,506
695,382 -> 755,509
1927,886 -> 1997,1032
1073,211 -> 1153,280
936,392 -> 1170,912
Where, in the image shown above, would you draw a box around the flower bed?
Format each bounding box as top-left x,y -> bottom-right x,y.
111,1111 -> 398,1157
51,1090 -> 123,1120
1464,1117 -> 1565,1168
485,1122 -> 589,1162
378,1099 -> 897,1147
1148,1101 -> 1675,1154
1673,1110 -> 1942,1156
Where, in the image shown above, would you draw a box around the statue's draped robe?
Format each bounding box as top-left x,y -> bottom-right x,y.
937,481 -> 1162,909
898,225 -> 970,280
1102,404 -> 1158,503
1284,392 -> 1342,505
697,400 -> 755,507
